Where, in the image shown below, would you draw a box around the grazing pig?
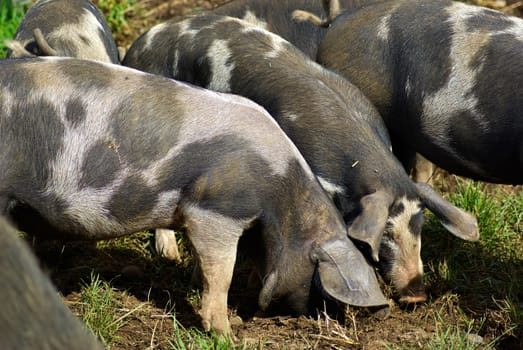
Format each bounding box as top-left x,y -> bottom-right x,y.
5,0 -> 119,63
298,0 -> 523,184
122,15 -> 479,303
0,216 -> 104,350
0,57 -> 389,334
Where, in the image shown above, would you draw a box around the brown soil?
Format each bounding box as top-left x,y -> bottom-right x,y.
31,0 -> 523,349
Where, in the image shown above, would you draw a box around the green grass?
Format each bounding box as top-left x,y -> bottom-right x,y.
169,318 -> 243,350
0,0 -> 30,57
79,272 -> 144,347
422,178 -> 523,348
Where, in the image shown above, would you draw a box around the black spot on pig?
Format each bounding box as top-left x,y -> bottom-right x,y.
79,140 -> 121,188
157,134 -> 269,220
65,97 -> 87,127
108,174 -> 158,222
79,34 -> 90,46
389,201 -> 405,218
5,98 -> 64,189
408,211 -> 424,236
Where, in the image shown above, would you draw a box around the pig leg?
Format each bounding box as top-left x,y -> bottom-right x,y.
182,205 -> 246,335
154,228 -> 181,262
412,154 -> 435,185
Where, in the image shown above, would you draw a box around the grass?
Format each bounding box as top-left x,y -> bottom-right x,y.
421,178 -> 523,348
79,272 -> 129,346
94,0 -> 135,35
169,318 -> 242,350
0,0 -> 30,57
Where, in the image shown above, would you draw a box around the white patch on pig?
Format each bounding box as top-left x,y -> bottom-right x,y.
178,20 -> 200,40
264,35 -> 288,59
405,77 -> 412,98
377,13 -> 392,41
421,3 -> 490,173
207,39 -> 235,92
0,87 -> 15,118
242,10 -> 269,30
49,9 -> 112,62
317,176 -> 345,197
143,21 -> 170,51
238,20 -> 288,59
171,49 -> 180,78
284,113 -> 300,122
385,197 -> 424,290
377,4 -> 400,41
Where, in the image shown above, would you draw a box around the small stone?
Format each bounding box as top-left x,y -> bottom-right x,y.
466,333 -> 484,344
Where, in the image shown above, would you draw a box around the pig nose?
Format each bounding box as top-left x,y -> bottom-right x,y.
398,275 -> 427,304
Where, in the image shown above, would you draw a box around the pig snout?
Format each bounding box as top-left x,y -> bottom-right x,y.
397,275 -> 427,304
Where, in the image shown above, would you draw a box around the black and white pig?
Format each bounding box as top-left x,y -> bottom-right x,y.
5,0 -> 119,63
209,0 -> 355,59
122,15 -> 479,303
296,0 -> 523,184
0,216 -> 104,350
0,57 -> 389,335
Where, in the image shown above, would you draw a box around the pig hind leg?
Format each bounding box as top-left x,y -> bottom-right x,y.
182,204 -> 246,335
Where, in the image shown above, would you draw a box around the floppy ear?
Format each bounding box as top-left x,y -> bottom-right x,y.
347,190 -> 393,262
312,238 -> 389,309
33,28 -> 58,56
4,40 -> 36,58
258,270 -> 278,311
415,182 -> 479,241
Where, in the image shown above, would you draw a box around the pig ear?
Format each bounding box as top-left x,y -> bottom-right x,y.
415,182 -> 479,241
258,270 -> 278,311
312,238 -> 390,309
347,190 -> 393,262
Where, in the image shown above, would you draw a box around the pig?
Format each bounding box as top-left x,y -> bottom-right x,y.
0,216 -> 104,350
122,15 -> 479,303
0,57 -> 389,334
5,0 -> 119,63
209,0 -> 356,59
296,0 -> 523,184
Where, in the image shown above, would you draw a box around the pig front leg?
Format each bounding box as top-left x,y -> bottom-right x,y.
182,204 -> 247,335
154,228 -> 181,262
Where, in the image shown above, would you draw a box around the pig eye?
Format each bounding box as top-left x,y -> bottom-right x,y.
383,223 -> 396,240
25,42 -> 40,55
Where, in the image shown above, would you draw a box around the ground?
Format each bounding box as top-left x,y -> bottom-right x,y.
25,0 -> 523,349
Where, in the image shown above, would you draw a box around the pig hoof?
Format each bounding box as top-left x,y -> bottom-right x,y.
201,319 -> 212,332
230,315 -> 243,327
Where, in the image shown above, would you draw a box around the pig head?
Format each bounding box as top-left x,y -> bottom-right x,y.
5,0 -> 119,63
